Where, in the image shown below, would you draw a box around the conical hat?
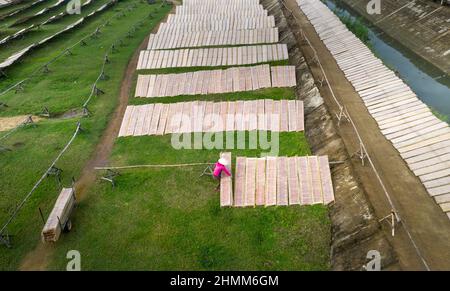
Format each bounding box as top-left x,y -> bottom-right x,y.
218,157 -> 229,166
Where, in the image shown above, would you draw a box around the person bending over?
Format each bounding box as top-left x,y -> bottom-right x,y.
213,158 -> 231,191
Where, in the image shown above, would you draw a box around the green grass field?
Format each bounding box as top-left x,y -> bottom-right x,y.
42,83 -> 331,270
0,0 -> 331,271
0,0 -> 171,270
47,132 -> 330,270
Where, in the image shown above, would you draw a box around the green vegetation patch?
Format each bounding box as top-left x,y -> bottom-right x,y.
0,0 -> 171,270
47,132 -> 331,270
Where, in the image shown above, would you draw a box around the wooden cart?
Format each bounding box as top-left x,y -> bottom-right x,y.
41,188 -> 76,243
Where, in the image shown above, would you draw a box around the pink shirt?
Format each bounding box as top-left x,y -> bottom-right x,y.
213,162 -> 231,178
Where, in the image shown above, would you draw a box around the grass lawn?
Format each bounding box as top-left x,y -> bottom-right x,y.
0,0 -> 171,270
47,132 -> 331,270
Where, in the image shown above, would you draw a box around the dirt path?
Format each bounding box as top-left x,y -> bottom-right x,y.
18,19 -> 162,270
0,115 -> 41,132
283,0 -> 450,270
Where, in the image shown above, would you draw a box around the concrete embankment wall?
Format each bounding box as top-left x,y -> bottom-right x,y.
261,0 -> 399,270
338,0 -> 450,75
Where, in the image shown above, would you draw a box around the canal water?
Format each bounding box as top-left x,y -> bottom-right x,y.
323,0 -> 450,122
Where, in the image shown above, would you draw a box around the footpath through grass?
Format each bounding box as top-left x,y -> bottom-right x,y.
0,0 -> 171,270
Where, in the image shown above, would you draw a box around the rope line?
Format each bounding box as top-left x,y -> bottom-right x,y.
0,3 -> 169,239
0,2 -> 139,99
0,4 -> 155,143
94,163 -> 215,170
0,122 -> 81,236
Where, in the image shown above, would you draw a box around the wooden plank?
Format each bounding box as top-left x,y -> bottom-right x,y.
133,105 -> 147,136
171,102 -> 184,134
207,70 -> 216,94
226,101 -> 235,131
271,100 -> 281,132
434,194 -> 450,205
141,51 -> 150,69
147,75 -> 157,97
179,101 -> 192,133
183,49 -> 191,67
219,101 -> 228,132
118,106 -> 133,137
155,50 -> 163,69
221,45 -> 228,66
237,46 -> 242,65
235,100 -> 245,131
191,71 -> 200,95
251,65 -> 259,90
164,103 -> 176,134
257,99 -> 266,131
201,70 -> 210,95
266,44 -> 272,62
428,184 -> 450,197
152,75 -> 163,97
183,72 -> 193,96
288,100 -> 297,132
163,74 -> 174,97
308,156 -> 323,204
211,102 -> 221,132
134,75 -> 144,97
262,99 -> 272,132
271,66 -> 278,87
280,100 -> 289,132
156,104 -> 170,135
125,106 -> 139,136
265,156 -> 277,206
220,152 -> 233,207
287,157 -> 301,205
288,66 -> 296,86
202,102 -> 214,132
232,67 -> 240,92
283,66 -> 289,87
255,158 -> 266,206
149,103 -> 162,135
244,67 -> 253,91
141,104 -> 154,135
159,74 -> 169,97
263,64 -> 272,88
137,51 -> 145,70
252,45 -> 258,64
242,101 -> 251,131
297,157 -> 313,205
245,158 -> 257,207
297,101 -> 305,131
173,73 -> 184,96
318,156 -> 335,204
277,157 -> 289,206
193,101 -> 206,133
274,44 -> 281,62
249,100 -> 258,131
146,51 -> 159,69
189,101 -> 199,133
238,67 -> 246,91
219,69 -> 226,94
234,157 -> 246,207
